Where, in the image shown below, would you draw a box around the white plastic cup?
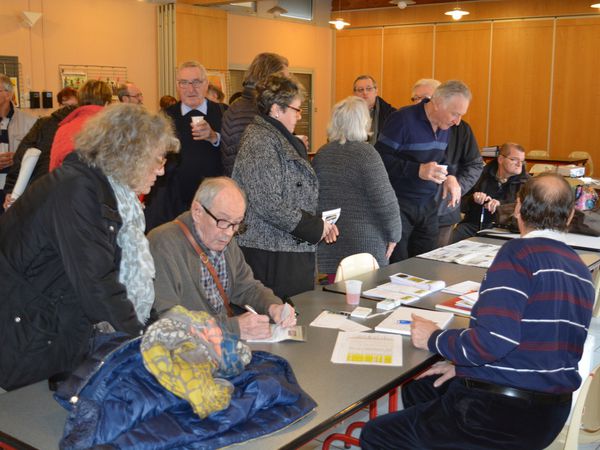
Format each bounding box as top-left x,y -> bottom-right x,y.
191,116 -> 204,125
345,280 -> 363,305
438,164 -> 448,171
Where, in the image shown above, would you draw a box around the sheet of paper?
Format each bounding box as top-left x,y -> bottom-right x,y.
364,282 -> 431,299
246,325 -> 306,343
418,240 -> 501,268
442,281 -> 481,295
310,311 -> 370,332
375,307 -> 453,336
12,147 -> 41,199
322,208 -> 341,224
331,331 -> 403,366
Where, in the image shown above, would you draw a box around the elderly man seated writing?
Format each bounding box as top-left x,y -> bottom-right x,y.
148,177 -> 296,340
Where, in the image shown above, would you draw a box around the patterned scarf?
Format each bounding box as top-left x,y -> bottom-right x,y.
108,176 -> 155,323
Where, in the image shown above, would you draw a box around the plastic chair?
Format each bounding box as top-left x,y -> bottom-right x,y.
569,151 -> 593,177
527,150 -> 550,157
544,363 -> 600,449
334,253 -> 379,283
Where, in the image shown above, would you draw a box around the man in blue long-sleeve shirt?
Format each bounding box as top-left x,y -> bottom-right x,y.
361,173 -> 595,450
375,80 -> 471,262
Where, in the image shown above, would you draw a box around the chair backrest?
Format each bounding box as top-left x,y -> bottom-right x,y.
569,151 -> 594,177
563,364 -> 600,448
334,253 -> 379,283
530,164 -> 556,175
593,270 -> 600,318
527,150 -> 550,157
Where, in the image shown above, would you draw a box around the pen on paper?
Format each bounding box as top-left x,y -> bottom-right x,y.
244,305 -> 259,315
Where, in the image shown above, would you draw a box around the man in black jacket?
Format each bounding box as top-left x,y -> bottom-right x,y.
452,142 -> 530,242
353,75 -> 395,145
145,61 -> 223,231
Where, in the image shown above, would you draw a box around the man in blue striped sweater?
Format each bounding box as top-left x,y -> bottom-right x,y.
361,173 -> 595,450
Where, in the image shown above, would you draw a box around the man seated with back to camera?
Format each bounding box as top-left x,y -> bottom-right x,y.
451,142 -> 529,243
147,176 -> 296,340
360,173 -> 595,450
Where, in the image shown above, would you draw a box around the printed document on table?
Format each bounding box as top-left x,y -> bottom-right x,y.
443,280 -> 481,295
246,325 -> 306,342
310,311 -> 371,332
418,240 -> 501,268
331,331 -> 403,366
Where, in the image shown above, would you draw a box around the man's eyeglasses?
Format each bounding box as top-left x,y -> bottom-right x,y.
286,104 -> 302,115
503,155 -> 525,165
202,204 -> 247,234
354,86 -> 375,94
125,93 -> 143,100
178,79 -> 206,89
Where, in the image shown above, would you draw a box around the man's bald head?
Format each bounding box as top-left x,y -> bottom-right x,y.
518,173 -> 575,232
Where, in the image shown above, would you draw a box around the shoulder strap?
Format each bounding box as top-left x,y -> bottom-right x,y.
174,219 -> 233,317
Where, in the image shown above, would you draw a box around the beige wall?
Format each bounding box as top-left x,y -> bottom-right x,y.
0,0 -> 158,112
334,0 -> 600,167
228,14 -> 333,150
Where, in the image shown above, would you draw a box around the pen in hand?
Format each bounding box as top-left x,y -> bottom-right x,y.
244,304 -> 259,315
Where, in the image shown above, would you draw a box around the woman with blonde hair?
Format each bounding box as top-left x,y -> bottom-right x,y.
0,103 -> 179,391
313,96 -> 401,281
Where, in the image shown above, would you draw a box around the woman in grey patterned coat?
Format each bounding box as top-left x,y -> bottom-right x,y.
232,74 -> 338,298
313,96 -> 402,279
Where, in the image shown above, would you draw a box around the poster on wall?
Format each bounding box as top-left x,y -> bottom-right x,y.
9,77 -> 19,108
61,72 -> 87,90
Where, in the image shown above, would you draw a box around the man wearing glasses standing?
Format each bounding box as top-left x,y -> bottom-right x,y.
452,142 -> 529,242
117,82 -> 144,104
145,61 -> 224,231
148,177 -> 296,340
352,75 -> 395,145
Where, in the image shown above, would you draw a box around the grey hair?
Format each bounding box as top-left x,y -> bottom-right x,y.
0,74 -> 14,93
193,177 -> 247,208
412,78 -> 440,96
327,96 -> 371,144
432,80 -> 472,103
178,61 -> 207,79
499,142 -> 525,157
353,75 -> 377,90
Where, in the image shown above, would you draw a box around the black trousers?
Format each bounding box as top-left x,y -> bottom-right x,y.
391,199 -> 439,263
360,376 -> 571,450
240,246 -> 315,299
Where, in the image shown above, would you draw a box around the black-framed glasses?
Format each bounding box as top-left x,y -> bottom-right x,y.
286,104 -> 302,115
178,79 -> 206,89
410,95 -> 430,103
202,204 -> 247,234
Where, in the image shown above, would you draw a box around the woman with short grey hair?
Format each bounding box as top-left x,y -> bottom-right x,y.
0,103 -> 179,391
233,74 -> 338,298
313,96 -> 402,281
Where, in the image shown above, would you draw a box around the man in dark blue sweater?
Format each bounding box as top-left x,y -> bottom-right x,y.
360,173 -> 595,450
375,80 -> 471,262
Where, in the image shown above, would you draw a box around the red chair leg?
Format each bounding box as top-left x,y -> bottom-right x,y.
322,432 -> 360,450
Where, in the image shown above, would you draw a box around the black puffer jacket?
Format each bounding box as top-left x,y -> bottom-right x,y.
0,152 -> 143,391
220,87 -> 258,176
4,105 -> 77,194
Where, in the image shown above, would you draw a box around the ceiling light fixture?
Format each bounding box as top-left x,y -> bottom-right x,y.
445,1 -> 470,21
267,5 -> 288,17
329,0 -> 350,30
591,3 -> 600,8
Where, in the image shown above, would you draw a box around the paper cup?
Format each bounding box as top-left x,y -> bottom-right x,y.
191,116 -> 204,125
345,280 -> 362,305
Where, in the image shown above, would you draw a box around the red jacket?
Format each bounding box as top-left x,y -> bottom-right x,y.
49,105 -> 103,170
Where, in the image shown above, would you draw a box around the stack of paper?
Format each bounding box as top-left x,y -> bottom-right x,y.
389,272 -> 446,291
418,241 -> 501,268
442,281 -> 481,295
435,291 -> 479,317
363,282 -> 431,304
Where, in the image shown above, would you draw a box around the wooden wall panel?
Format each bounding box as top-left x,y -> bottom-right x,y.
334,28 -> 383,102
550,17 -> 600,165
487,20 -> 553,151
176,5 -> 227,70
382,25 -> 434,108
434,22 -> 491,148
